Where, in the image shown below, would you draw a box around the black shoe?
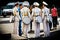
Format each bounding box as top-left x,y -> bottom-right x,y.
19,34 -> 22,36
54,27 -> 57,30
19,33 -> 23,36
28,30 -> 34,33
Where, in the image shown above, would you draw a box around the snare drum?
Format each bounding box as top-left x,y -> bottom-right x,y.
23,16 -> 31,25
35,16 -> 42,23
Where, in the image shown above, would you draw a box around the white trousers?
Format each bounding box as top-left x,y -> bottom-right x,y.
43,18 -> 50,37
34,22 -> 40,37
14,21 -> 19,35
23,23 -> 29,37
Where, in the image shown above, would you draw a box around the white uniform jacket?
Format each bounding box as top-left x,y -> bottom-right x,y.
42,7 -> 50,21
20,7 -> 30,20
32,7 -> 42,23
13,6 -> 20,22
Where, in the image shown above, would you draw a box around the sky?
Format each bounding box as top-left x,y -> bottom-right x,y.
0,0 -> 60,8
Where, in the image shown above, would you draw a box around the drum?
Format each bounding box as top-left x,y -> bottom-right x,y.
35,16 -> 42,23
23,16 -> 31,25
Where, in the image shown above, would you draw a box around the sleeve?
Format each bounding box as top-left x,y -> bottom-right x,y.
45,9 -> 49,16
32,9 -> 34,17
49,15 -> 52,22
46,9 -> 50,21
13,7 -> 18,16
28,9 -> 31,18
13,8 -> 16,16
56,8 -> 58,16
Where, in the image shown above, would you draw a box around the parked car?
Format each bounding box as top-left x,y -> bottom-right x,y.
2,2 -> 23,17
57,8 -> 60,17
0,9 -> 2,16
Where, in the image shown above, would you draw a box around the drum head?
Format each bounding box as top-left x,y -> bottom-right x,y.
35,16 -> 42,23
23,16 -> 30,25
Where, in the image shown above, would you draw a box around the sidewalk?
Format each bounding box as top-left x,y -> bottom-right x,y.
11,29 -> 59,40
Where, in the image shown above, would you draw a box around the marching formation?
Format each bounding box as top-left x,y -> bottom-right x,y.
11,1 -> 58,38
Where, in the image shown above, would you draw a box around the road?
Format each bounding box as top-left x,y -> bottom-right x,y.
0,16 -> 60,40
0,15 -> 44,34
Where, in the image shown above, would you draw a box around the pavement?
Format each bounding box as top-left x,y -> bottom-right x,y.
11,29 -> 60,40
0,16 -> 60,40
0,30 -> 60,40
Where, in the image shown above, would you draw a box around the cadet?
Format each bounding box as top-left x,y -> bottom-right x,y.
20,1 -> 31,38
32,2 -> 42,37
41,1 -> 50,37
13,3 -> 20,35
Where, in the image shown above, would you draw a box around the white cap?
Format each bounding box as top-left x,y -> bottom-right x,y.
33,2 -> 39,6
15,2 -> 19,5
42,1 -> 48,5
23,1 -> 30,6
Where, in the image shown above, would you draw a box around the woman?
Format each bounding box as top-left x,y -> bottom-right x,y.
51,5 -> 58,29
13,3 -> 20,35
20,1 -> 30,38
32,2 -> 42,37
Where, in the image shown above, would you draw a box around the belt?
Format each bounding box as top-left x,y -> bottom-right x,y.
34,15 -> 40,17
22,14 -> 28,16
23,13 -> 28,16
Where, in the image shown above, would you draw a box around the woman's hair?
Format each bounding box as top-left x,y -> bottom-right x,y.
52,4 -> 55,8
15,3 -> 19,6
19,4 -> 22,6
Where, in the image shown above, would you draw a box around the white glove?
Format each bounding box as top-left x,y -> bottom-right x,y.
9,15 -> 14,22
47,17 -> 49,21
